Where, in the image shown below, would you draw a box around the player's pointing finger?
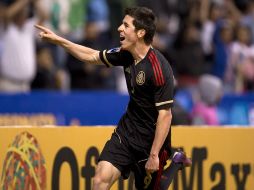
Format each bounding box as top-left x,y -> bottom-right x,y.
34,25 -> 49,33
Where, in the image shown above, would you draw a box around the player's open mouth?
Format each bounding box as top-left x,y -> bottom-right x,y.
120,36 -> 125,41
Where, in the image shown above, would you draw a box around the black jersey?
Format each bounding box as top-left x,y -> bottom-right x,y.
99,47 -> 174,150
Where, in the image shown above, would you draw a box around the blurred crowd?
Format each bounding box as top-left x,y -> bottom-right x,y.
0,0 -> 254,125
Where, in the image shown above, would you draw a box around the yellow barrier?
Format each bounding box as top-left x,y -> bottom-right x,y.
0,126 -> 254,190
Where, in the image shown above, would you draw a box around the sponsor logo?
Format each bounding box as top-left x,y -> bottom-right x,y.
0,132 -> 47,190
107,47 -> 121,53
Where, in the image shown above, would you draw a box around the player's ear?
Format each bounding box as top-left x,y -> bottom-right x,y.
137,29 -> 146,39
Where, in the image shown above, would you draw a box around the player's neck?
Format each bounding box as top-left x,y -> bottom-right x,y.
131,43 -> 151,64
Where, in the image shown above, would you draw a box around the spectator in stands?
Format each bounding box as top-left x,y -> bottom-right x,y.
32,44 -> 69,90
42,0 -> 70,68
200,1 -> 224,71
41,0 -> 85,88
212,19 -> 234,81
191,74 -> 223,125
0,0 -> 47,93
240,1 -> 254,43
66,21 -> 116,90
170,23 -> 206,88
66,0 -> 116,90
32,45 -> 56,89
225,24 -> 254,93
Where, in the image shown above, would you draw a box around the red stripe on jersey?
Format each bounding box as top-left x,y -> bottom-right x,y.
151,51 -> 165,85
149,51 -> 165,86
148,54 -> 161,86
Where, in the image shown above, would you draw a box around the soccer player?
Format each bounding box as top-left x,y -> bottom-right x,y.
36,6 -> 176,190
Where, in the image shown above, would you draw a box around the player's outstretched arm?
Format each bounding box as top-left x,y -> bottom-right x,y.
35,25 -> 102,65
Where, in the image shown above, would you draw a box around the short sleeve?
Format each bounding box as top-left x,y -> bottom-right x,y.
99,48 -> 133,67
154,75 -> 174,110
152,57 -> 174,110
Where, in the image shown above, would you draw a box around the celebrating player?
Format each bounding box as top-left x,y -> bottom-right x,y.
36,6 -> 190,190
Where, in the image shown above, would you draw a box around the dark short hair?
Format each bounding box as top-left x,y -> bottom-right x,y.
125,7 -> 156,45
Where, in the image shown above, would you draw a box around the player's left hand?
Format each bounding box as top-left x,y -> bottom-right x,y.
145,154 -> 159,173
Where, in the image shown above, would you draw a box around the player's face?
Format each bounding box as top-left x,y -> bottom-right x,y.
118,15 -> 139,51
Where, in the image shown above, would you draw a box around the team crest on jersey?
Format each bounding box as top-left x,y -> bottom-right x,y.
136,71 -> 145,85
107,47 -> 121,53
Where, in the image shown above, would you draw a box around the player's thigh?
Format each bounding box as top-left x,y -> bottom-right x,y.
95,160 -> 121,184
